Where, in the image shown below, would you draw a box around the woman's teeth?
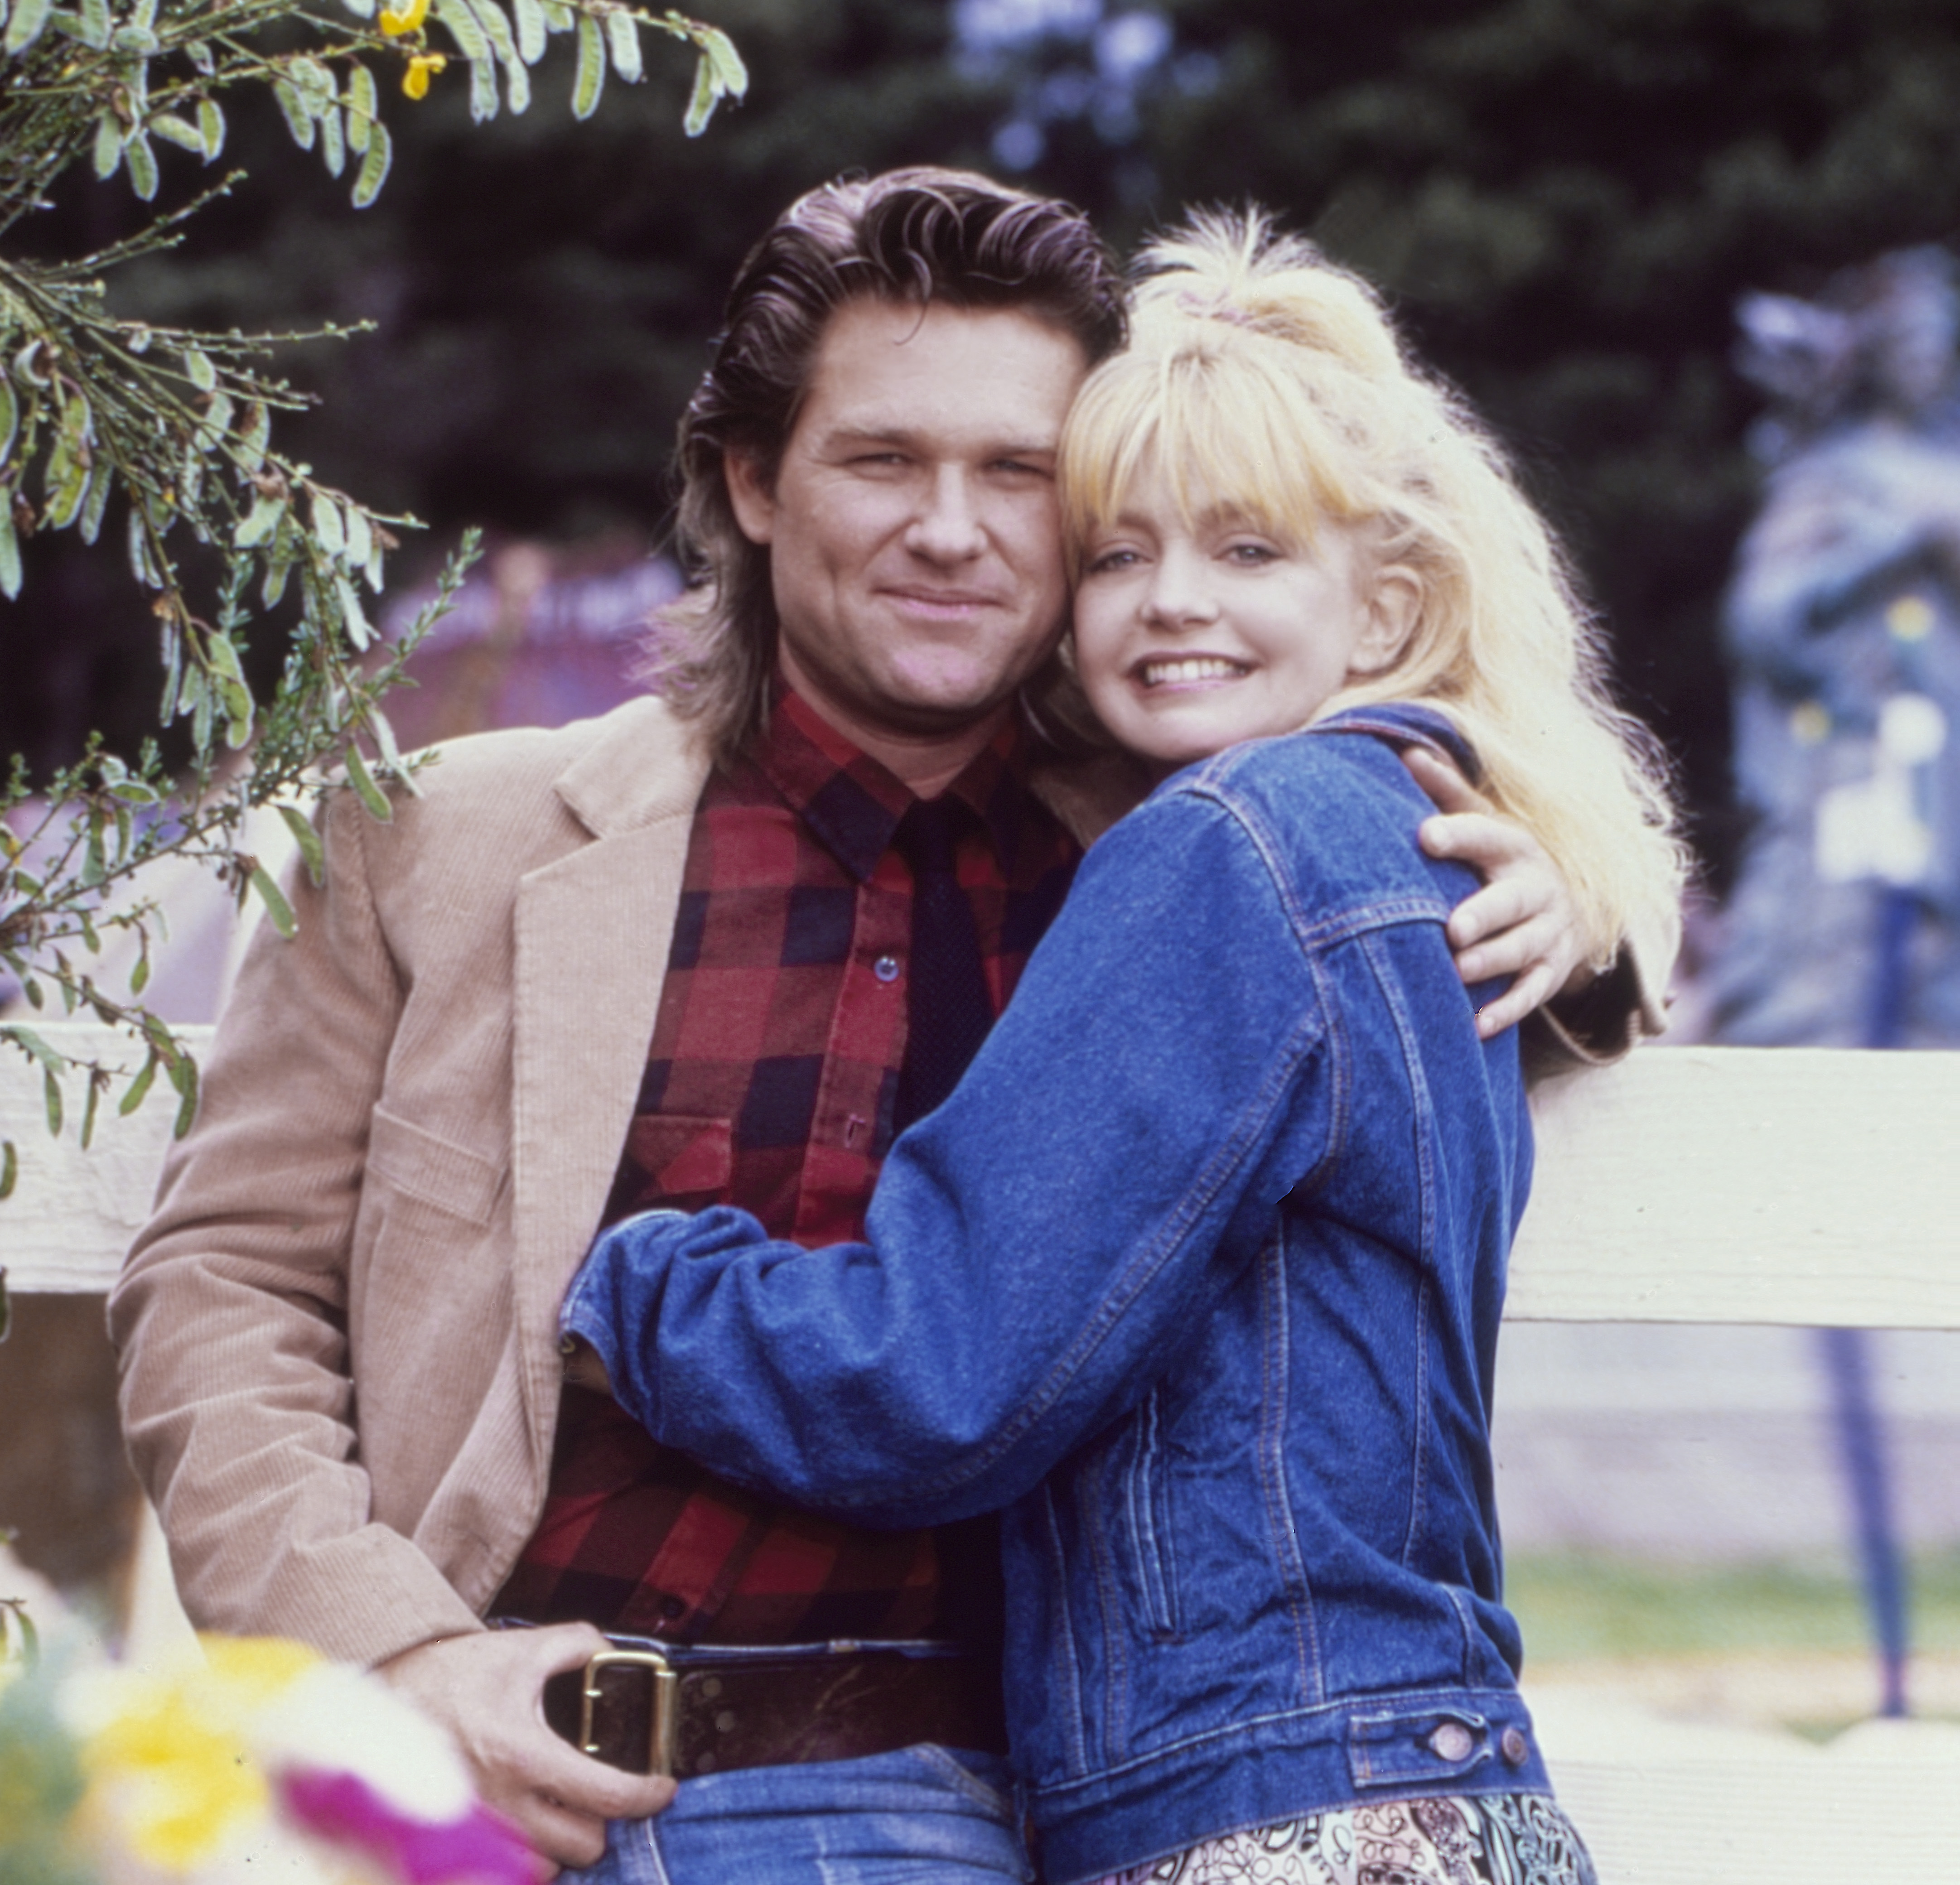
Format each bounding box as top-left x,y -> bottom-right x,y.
1141,657 -> 1247,687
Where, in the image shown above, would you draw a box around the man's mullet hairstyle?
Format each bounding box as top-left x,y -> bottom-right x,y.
643,167 -> 1127,758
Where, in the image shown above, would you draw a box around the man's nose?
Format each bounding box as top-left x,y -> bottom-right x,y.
905,467 -> 986,563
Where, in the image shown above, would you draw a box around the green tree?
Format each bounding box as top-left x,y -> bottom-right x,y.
0,0 -> 743,1213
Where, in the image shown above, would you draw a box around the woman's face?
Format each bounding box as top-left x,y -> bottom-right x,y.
1072,458 -> 1413,771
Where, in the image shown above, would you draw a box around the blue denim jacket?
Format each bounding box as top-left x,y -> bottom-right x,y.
563,706 -> 1545,1884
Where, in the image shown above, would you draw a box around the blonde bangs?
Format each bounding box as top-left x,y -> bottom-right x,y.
1060,333 -> 1376,571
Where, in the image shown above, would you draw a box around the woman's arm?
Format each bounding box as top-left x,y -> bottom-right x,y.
563,784 -> 1340,1528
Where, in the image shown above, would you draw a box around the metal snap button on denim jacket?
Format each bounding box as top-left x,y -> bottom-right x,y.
564,705 -> 1545,1885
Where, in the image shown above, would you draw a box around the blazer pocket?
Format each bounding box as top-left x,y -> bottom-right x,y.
617,1111 -> 735,1210
367,1105 -> 507,1227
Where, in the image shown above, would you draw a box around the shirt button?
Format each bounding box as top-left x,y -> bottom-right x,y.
659,1595 -> 686,1621
1428,1721 -> 1475,1762
1501,1726 -> 1530,1766
873,954 -> 901,983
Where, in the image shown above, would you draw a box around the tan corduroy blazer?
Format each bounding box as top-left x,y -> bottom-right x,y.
109,694 -> 1667,1669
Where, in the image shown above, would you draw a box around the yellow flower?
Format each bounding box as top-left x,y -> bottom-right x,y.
379,0 -> 430,35
72,1637 -> 321,1871
403,51 -> 448,98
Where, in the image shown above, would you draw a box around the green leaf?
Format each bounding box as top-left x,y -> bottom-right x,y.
147,112 -> 206,154
468,48 -> 499,121
540,0 -> 572,27
203,628 -> 245,683
184,348 -> 218,394
118,1048 -> 158,1116
43,1066 -> 62,1138
605,9 -> 641,82
129,932 -> 150,994
683,48 -> 716,135
4,0 -> 53,55
572,11 -> 604,119
320,103 -> 346,178
435,0 -> 490,60
512,0 -> 545,63
167,1051 -> 198,1138
7,1603 -> 40,1667
274,78 -> 317,151
335,570 -> 373,650
92,109 -> 125,180
700,24 -> 748,96
198,96 -> 225,159
346,64 -> 376,153
2,1024 -> 68,1071
0,375 -> 16,470
345,742 -> 393,822
0,492 -> 21,603
81,1070 -> 102,1151
251,865 -> 297,939
278,801 -> 327,887
79,458 -> 111,545
234,491 -> 285,548
0,1144 -> 16,1205
352,117 -> 391,209
311,488 -> 346,559
344,503 -> 373,572
77,0 -> 110,48
125,130 -> 159,202
368,703 -> 414,789
82,817 -> 105,890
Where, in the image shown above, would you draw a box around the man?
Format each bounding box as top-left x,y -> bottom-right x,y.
112,169 -> 1661,1881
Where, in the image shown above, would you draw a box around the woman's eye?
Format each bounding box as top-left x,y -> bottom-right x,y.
1085,546 -> 1140,574
1225,541 -> 1279,565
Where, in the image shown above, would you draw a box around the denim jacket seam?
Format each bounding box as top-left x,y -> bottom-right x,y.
1361,929 -> 1439,1568
1259,1227 -> 1324,1706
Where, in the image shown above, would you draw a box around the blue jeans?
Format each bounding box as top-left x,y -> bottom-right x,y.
565,1745 -> 1032,1885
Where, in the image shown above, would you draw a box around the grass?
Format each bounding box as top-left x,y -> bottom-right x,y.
1504,1548 -> 1960,1664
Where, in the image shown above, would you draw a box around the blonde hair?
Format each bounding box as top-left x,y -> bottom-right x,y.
1058,209 -> 1687,966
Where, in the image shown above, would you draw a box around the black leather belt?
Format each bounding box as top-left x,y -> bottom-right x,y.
538,1633 -> 1009,1779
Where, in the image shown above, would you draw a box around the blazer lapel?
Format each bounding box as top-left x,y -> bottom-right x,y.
508,698 -> 713,1444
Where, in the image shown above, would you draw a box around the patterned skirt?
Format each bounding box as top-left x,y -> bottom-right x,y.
1089,1792 -> 1598,1885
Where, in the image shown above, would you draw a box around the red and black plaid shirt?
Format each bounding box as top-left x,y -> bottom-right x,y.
497,684 -> 1081,1643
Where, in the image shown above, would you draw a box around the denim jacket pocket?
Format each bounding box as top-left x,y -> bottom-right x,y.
1121,1386 -> 1182,1641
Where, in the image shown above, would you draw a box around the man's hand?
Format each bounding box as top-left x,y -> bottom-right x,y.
1401,745 -> 1588,1039
378,1624 -> 676,1877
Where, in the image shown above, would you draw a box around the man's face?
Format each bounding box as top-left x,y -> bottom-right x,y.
726,297 -> 1090,749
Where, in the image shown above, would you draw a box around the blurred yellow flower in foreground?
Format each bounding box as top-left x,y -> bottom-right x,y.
379,0 -> 430,33
74,1638 -> 319,1870
403,53 -> 448,98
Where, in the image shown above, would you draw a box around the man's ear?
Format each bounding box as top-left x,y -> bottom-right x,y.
724,450 -> 777,547
1347,564 -> 1422,678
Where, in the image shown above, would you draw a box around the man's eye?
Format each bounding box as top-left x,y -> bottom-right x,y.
992,458 -> 1050,478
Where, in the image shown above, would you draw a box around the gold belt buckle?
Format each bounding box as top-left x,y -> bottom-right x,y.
579,1647 -> 681,1778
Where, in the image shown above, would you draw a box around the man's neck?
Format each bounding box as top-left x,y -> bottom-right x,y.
777,662 -> 1015,799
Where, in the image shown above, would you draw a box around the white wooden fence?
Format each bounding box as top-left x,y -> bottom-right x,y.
6,1019 -> 1960,1882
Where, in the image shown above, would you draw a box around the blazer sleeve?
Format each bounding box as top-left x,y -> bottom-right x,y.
108,783 -> 483,1662
562,786 -> 1340,1529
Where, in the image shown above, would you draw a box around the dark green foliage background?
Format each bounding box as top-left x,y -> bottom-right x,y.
10,0 -> 1960,877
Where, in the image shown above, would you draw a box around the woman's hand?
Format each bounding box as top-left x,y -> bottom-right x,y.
1401,745 -> 1588,1039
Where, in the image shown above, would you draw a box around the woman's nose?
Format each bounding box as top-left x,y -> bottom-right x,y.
1143,549 -> 1219,628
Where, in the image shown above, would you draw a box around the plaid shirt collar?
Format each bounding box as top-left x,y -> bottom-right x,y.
750,677 -> 1036,880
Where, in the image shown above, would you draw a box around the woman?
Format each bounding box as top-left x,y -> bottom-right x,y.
562,212 -> 1685,1885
